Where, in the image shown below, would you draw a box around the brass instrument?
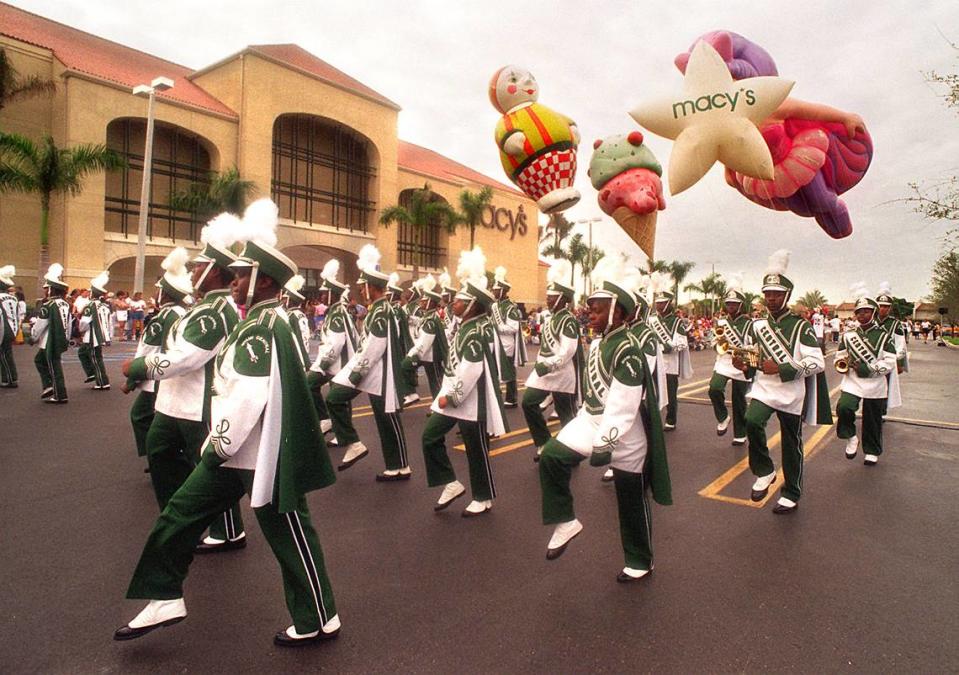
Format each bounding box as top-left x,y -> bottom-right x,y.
714,325 -> 728,354
834,350 -> 850,374
732,345 -> 761,369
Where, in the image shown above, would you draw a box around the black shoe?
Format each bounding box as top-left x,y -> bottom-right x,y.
616,568 -> 653,583
113,616 -> 185,641
0,382 -> 18,388
772,502 -> 798,515
375,471 -> 412,482
194,537 -> 247,554
601,472 -> 614,483
731,438 -> 746,446
504,401 -> 518,409
44,397 -> 68,404
40,388 -> 54,399
84,375 -> 96,383
750,475 -> 776,502
273,627 -> 340,647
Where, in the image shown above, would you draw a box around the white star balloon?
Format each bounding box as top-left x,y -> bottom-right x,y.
630,40 -> 794,196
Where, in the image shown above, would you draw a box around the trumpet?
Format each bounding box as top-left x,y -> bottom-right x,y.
714,325 -> 729,355
731,345 -> 761,369
834,350 -> 850,373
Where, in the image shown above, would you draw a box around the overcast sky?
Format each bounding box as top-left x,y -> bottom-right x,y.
12,0 -> 958,304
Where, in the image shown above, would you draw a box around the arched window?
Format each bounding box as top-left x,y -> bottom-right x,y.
396,188 -> 448,270
271,114 -> 376,231
104,119 -> 212,242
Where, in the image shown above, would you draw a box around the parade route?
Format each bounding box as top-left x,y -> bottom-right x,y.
1,339 -> 957,673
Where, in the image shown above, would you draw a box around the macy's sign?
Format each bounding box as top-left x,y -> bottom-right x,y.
479,204 -> 528,240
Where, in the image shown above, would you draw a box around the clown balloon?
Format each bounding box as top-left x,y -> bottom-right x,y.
675,30 -> 874,239
490,65 -> 580,213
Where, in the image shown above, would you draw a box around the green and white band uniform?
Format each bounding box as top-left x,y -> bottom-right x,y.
627,283 -> 668,413
491,267 -> 527,407
423,310 -> 507,506
124,298 -> 340,638
835,291 -> 899,460
523,306 -> 584,450
539,271 -> 671,575
405,306 -> 449,399
288,308 -> 311,368
126,288 -> 245,542
78,272 -> 114,388
875,282 -> 907,415
32,264 -> 71,401
0,265 -> 20,386
328,246 -> 411,475
307,286 -> 358,435
709,294 -> 754,442
648,308 -> 692,427
129,301 -> 187,457
744,252 -> 830,510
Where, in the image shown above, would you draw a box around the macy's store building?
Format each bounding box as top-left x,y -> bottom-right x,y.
0,2 -> 545,303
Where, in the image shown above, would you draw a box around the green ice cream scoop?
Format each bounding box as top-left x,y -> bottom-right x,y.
588,131 -> 662,190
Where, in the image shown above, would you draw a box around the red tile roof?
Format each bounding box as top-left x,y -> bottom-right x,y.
398,141 -> 525,198
0,2 -> 236,117
244,44 -> 400,110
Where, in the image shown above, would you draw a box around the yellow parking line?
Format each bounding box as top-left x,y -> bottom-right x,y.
678,384 -> 710,398
678,377 -> 710,392
454,420 -> 560,452
699,385 -> 841,507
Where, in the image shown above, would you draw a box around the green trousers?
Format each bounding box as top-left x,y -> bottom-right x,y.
521,386 -> 577,448
402,359 -> 442,398
306,371 -> 332,422
746,399 -> 804,502
145,411 -> 244,541
836,392 -> 885,456
422,412 -> 495,501
34,348 -> 66,400
126,461 -> 336,634
0,336 -> 17,385
130,390 -> 156,457
327,384 -> 408,470
504,379 -> 518,405
77,343 -> 109,387
539,440 -> 653,570
665,374 -> 679,426
708,373 -> 749,438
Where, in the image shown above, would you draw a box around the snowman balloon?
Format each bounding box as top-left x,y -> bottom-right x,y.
490,65 -> 580,213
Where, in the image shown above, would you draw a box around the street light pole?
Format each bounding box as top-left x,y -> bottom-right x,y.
132,76 -> 174,294
576,216 -> 601,298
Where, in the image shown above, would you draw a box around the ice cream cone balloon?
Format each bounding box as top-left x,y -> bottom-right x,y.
490,65 -> 581,213
588,131 -> 665,259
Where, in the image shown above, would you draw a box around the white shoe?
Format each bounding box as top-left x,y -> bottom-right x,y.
548,411 -> 560,419
319,418 -> 333,434
732,436 -> 747,446
403,393 -> 421,405
283,614 -> 340,639
663,422 -> 676,431
128,598 -> 187,629
750,471 -> 777,501
716,416 -> 730,435
863,454 -> 879,466
601,468 -> 614,482
845,436 -> 859,459
546,519 -> 583,559
338,442 -> 368,470
434,480 -> 466,511
539,394 -> 553,411
462,499 -> 492,517
619,566 -> 652,580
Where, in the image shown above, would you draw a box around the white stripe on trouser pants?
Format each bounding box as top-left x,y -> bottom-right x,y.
479,423 -> 496,498
389,413 -> 407,467
285,512 -> 329,626
46,351 -> 62,399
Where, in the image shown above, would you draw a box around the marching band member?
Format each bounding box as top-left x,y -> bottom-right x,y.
327,245 -> 412,481
77,270 -> 114,390
734,250 -> 831,514
523,259 -> 583,462
122,249 -> 192,469
1,265 -> 20,388
876,281 -> 907,416
708,274 -> 754,446
439,268 -> 459,343
835,284 -> 898,465
423,247 -> 507,516
282,274 -> 312,369
403,274 -> 449,399
116,205 -> 341,647
387,274 -> 419,405
31,264 -> 71,403
307,260 -> 357,442
491,266 -> 527,408
539,257 -> 671,581
122,211 -> 247,551
647,275 -> 692,431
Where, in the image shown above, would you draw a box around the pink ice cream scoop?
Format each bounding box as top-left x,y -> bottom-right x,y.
597,168 -> 666,216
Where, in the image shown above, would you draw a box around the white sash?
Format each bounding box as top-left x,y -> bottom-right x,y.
753,319 -> 796,367
845,329 -> 886,370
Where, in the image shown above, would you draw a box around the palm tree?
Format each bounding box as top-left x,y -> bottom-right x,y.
741,290 -> 762,314
669,260 -> 696,304
0,132 -> 124,294
540,212 -> 574,256
169,166 -> 257,219
0,48 -> 57,111
379,182 -> 457,278
684,272 -> 725,317
456,186 -> 494,249
566,233 -> 589,292
797,289 -> 828,310
647,258 -> 670,274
